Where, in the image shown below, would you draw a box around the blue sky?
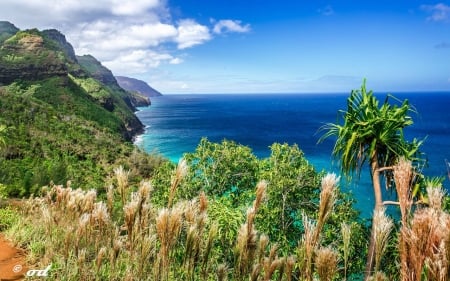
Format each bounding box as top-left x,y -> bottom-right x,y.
0,0 -> 449,93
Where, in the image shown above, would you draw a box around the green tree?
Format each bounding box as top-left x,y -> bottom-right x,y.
257,143 -> 320,248
181,138 -> 259,202
319,80 -> 421,278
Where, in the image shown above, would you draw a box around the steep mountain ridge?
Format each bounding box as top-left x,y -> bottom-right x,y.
116,75 -> 162,97
0,21 -> 161,196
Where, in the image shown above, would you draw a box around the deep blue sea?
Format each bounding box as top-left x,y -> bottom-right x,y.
134,92 -> 450,218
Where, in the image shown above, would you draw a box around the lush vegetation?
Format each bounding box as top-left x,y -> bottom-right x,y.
1,21 -> 449,280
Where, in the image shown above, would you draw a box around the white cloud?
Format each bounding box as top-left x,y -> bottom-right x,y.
103,49 -> 176,74
0,0 -> 250,83
213,19 -> 251,34
111,0 -> 160,16
175,19 -> 211,49
421,3 -> 450,22
169,58 -> 184,64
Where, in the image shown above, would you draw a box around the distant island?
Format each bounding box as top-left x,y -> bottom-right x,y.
116,76 -> 162,97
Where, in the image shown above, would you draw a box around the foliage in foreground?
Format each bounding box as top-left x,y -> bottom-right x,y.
3,167 -> 353,281
2,157 -> 449,280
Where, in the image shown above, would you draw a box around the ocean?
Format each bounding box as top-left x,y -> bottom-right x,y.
134,92 -> 450,218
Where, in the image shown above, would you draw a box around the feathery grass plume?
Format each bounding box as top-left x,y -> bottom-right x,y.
184,199 -> 197,225
184,225 -> 199,278
298,213 -> 317,281
284,256 -> 295,281
257,234 -> 270,264
217,263 -> 228,281
77,248 -> 86,277
393,157 -> 413,224
168,158 -> 188,207
92,201 -> 110,228
400,185 -> 450,280
250,264 -> 261,281
199,190 -> 208,214
403,208 -> 433,280
369,271 -> 389,281
263,245 -> 282,281
425,240 -> 448,281
82,189 -> 97,213
124,198 -> 138,242
156,205 -> 184,281
137,234 -> 157,279
111,237 -> 123,270
315,246 -> 339,281
427,185 -> 444,211
341,223 -> 352,281
314,173 -> 339,244
202,223 -> 218,280
114,165 -> 130,205
263,257 -> 283,281
235,207 -> 258,278
253,180 -> 267,211
96,247 -> 107,274
372,207 -> 393,274
106,185 -> 114,216
235,181 -> 267,279
393,158 -> 414,281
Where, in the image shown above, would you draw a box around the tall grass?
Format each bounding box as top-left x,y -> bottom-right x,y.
3,163 -> 450,280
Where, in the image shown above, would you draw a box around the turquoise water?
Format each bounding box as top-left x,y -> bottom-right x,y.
135,92 -> 450,217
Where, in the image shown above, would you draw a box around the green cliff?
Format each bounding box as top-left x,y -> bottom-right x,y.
0,22 -> 162,196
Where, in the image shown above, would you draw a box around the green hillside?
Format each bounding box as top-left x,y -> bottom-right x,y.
0,22 -> 163,196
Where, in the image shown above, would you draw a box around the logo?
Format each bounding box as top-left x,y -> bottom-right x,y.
26,264 -> 52,277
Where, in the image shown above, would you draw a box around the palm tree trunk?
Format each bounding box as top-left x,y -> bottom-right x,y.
364,155 -> 383,280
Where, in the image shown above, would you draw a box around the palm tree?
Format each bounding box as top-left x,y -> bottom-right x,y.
319,80 -> 421,278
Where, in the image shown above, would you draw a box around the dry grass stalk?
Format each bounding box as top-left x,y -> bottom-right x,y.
427,186 -> 444,211
315,246 -> 339,281
401,186 -> 450,281
156,205 -> 184,281
372,207 -> 393,273
235,181 -> 267,279
114,165 -> 130,206
168,158 -> 188,207
298,213 -> 317,281
202,223 -> 218,280
393,158 -> 414,281
96,247 -> 107,273
217,263 -> 228,281
298,173 -> 338,281
261,244 -> 282,281
369,271 -> 389,281
284,256 -> 295,281
393,158 -> 413,224
263,256 -> 282,281
106,185 -> 114,216
124,198 -> 138,251
258,234 -> 270,264
341,222 -> 352,280
250,264 -> 261,281
314,173 -> 339,245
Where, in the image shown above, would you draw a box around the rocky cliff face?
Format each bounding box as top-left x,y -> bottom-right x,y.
42,29 -> 78,63
0,31 -> 68,85
77,55 -> 119,86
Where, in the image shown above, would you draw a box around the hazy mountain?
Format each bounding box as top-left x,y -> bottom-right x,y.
116,76 -> 162,97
